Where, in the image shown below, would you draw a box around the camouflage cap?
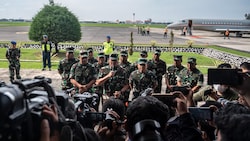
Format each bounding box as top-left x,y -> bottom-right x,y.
187,57 -> 197,64
43,35 -> 48,38
154,49 -> 161,55
98,52 -> 105,58
10,41 -> 16,45
109,53 -> 118,61
66,47 -> 75,53
87,47 -> 93,53
79,50 -> 88,58
140,50 -> 148,56
120,50 -> 128,57
173,55 -> 183,61
138,58 -> 147,65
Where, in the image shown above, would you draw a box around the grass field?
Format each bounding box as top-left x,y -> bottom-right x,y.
0,48 -> 220,74
0,21 -> 166,28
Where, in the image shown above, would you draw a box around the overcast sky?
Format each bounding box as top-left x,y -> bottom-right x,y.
0,0 -> 249,22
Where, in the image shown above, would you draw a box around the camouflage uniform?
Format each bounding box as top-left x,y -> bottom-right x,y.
58,57 -> 78,90
69,62 -> 97,93
87,47 -> 98,64
98,65 -> 128,96
149,50 -> 166,93
129,58 -> 157,98
119,50 -> 133,102
177,57 -> 204,89
88,57 -> 98,64
131,51 -> 157,74
165,55 -> 187,93
6,41 -> 21,82
92,61 -> 108,95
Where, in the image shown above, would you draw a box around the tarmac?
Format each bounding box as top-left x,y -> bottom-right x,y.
0,26 -> 249,92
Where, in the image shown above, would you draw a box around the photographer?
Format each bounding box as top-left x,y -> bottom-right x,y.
126,96 -> 169,141
40,105 -> 60,141
164,92 -> 203,141
97,98 -> 126,141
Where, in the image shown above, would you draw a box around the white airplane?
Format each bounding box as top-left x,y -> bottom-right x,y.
167,19 -> 250,37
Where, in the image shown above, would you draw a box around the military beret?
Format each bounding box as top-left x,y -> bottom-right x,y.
140,50 -> 148,56
138,58 -> 147,65
98,52 -> 105,58
66,47 -> 74,53
79,50 -> 88,58
173,55 -> 183,61
154,49 -> 161,55
187,57 -> 197,64
109,53 -> 118,61
120,50 -> 128,56
11,41 -> 16,45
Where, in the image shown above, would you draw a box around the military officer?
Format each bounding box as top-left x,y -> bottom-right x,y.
131,50 -> 156,73
119,50 -> 133,103
165,55 -> 187,93
87,47 -> 98,64
58,47 -> 78,90
69,50 -> 97,94
95,53 -> 129,99
5,41 -> 21,82
129,58 -> 157,99
92,52 -> 108,105
149,49 -> 166,93
176,57 -> 204,93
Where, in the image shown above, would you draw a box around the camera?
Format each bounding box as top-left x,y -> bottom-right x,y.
171,86 -> 190,95
208,68 -> 243,85
188,107 -> 213,121
73,92 -> 117,129
0,76 -> 68,141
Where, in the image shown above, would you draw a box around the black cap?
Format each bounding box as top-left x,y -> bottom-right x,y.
109,53 -> 118,61
79,50 -> 88,57
173,55 -> 183,61
98,52 -> 105,58
120,51 -> 128,57
138,58 -> 147,65
140,51 -> 148,56
66,47 -> 74,53
87,47 -> 93,53
187,57 -> 196,64
154,49 -> 161,55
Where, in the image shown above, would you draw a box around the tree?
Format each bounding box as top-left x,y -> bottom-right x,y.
29,4 -> 81,45
245,13 -> 250,20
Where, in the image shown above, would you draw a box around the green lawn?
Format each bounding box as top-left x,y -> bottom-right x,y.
0,48 -> 220,74
0,21 -> 166,28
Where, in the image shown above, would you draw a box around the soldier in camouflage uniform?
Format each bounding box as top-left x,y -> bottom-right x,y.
131,50 -> 157,74
176,57 -> 204,93
95,53 -> 129,99
6,41 -> 21,82
165,55 -> 187,93
69,50 -> 97,94
87,47 -> 98,64
92,52 -> 108,105
119,50 -> 133,102
58,47 -> 78,90
129,58 -> 157,99
148,49 -> 166,93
